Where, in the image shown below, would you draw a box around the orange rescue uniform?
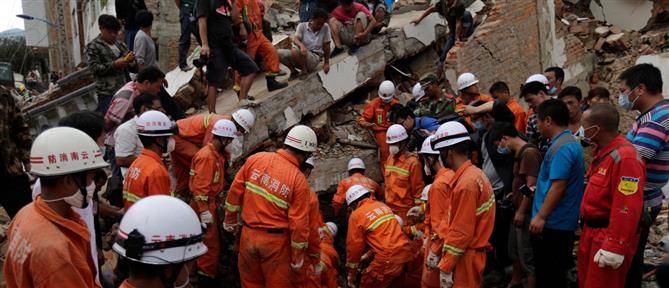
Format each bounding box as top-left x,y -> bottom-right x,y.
224,149 -> 311,288
358,97 -> 399,172
234,0 -> 280,80
320,227 -> 340,288
305,191 -> 324,288
189,143 -> 227,278
332,172 -> 381,214
506,98 -> 527,133
455,94 -> 492,125
346,198 -> 414,288
3,198 -> 99,288
119,280 -> 137,288
422,168 -> 455,288
172,114 -> 231,196
123,149 -> 172,209
437,161 -> 495,287
578,135 -> 644,288
384,152 -> 424,223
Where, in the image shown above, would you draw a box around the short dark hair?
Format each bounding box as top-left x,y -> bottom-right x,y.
136,66 -> 165,83
94,169 -> 108,182
619,63 -> 663,94
135,10 -> 154,28
537,99 -> 569,127
487,122 -> 519,142
587,87 -> 610,101
521,81 -> 548,98
133,93 -> 160,115
387,104 -> 414,123
139,135 -> 157,148
440,140 -> 471,156
489,81 -> 509,94
340,0 -> 354,5
128,260 -> 168,278
557,86 -> 582,101
311,8 -> 329,20
98,15 -> 121,31
587,104 -> 619,132
544,66 -> 564,82
58,111 -> 104,141
490,101 -> 516,124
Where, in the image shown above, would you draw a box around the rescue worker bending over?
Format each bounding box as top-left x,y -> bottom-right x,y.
300,157 -> 327,288
357,80 -> 399,173
578,104 -> 644,287
224,125 -> 317,287
4,127 -> 108,287
113,196 -> 207,288
431,121 -> 496,287
319,222 -> 340,288
384,124 -> 425,223
344,184 -> 413,288
123,111 -> 176,209
189,119 -> 238,286
332,157 -> 381,215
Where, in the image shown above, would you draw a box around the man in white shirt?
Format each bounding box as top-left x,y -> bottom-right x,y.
278,8 -> 331,78
115,93 -> 163,177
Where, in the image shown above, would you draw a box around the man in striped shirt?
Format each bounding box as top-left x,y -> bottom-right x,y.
619,63 -> 669,288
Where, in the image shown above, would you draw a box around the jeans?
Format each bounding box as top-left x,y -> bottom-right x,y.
625,204 -> 662,288
179,7 -> 201,68
124,28 -> 139,51
299,0 -> 318,22
531,228 -> 575,288
439,10 -> 474,64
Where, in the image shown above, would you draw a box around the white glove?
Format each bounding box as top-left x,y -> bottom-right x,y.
440,271 -> 453,288
314,261 -> 324,276
347,273 -> 356,288
291,258 -> 304,270
200,211 -> 213,225
407,206 -> 424,218
413,229 -> 424,239
594,249 -> 624,269
223,223 -> 238,233
426,250 -> 441,269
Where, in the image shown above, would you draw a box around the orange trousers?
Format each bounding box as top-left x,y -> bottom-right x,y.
234,31 -> 280,86
359,257 -> 407,288
403,240 -> 423,288
577,227 -> 638,288
451,250 -> 486,287
421,235 -> 440,288
196,207 -> 220,278
238,226 -> 304,288
171,135 -> 201,198
375,131 -> 389,174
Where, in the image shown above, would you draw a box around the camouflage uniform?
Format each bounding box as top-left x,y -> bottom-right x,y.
85,35 -> 131,113
412,94 -> 455,118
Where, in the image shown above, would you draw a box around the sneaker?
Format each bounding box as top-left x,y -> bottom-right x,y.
331,47 -> 344,57
238,98 -> 258,107
348,44 -> 360,55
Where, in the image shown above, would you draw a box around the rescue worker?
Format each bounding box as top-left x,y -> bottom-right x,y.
319,222 -> 340,288
4,127 -> 107,287
384,124 -> 425,223
344,184 -> 414,288
233,0 -> 288,92
431,121 -> 496,287
578,104 -> 644,287
112,195 -> 207,288
172,109 -> 255,198
223,125 -> 316,287
455,72 -> 492,125
299,156 -> 327,288
358,80 -> 399,173
122,110 -> 175,209
332,157 -> 382,215
188,119 -> 238,286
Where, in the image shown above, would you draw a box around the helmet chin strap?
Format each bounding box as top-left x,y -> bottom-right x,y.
159,263 -> 184,288
74,173 -> 89,209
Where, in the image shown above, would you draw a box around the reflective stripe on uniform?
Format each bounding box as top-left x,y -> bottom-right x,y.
189,169 -> 196,176
442,243 -> 464,256
476,194 -> 495,215
385,165 -> 410,176
224,201 -> 241,212
193,195 -> 209,202
123,191 -> 141,203
291,240 -> 308,249
309,252 -> 321,259
245,182 -> 289,209
203,114 -> 212,128
410,225 -> 417,236
366,214 -> 395,231
346,262 -> 358,269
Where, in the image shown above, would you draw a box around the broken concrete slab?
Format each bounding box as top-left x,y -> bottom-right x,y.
636,53 -> 669,97
308,149 -> 381,193
590,0 -> 653,31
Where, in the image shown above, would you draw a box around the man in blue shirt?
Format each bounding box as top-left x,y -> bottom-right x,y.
387,104 -> 438,152
529,99 -> 584,288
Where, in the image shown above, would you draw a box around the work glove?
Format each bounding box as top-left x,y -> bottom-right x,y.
347,272 -> 356,288
291,256 -> 304,270
412,228 -> 424,239
594,249 -> 624,269
199,211 -> 213,225
439,271 -> 453,288
223,222 -> 239,234
314,261 -> 325,276
407,206 -> 424,218
426,250 -> 441,269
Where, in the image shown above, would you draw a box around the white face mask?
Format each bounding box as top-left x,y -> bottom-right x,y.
389,145 -> 400,155
44,187 -> 86,208
166,137 -> 176,154
438,153 -> 447,169
86,182 -> 95,202
174,266 -> 190,288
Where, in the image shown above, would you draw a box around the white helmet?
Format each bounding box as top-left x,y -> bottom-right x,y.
212,119 -> 238,138
525,74 -> 549,85
284,125 -> 318,152
432,121 -> 471,150
412,83 -> 426,101
232,108 -> 255,133
30,127 -> 108,176
419,135 -> 440,155
378,80 -> 396,102
347,158 -> 366,171
395,215 -> 405,228
346,184 -> 370,205
325,222 -> 338,237
113,195 -> 207,265
305,157 -> 315,167
457,72 -> 479,91
386,124 -> 408,144
137,111 -> 176,137
421,184 -> 432,201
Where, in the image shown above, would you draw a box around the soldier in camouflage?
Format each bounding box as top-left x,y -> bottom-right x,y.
412,73 -> 455,119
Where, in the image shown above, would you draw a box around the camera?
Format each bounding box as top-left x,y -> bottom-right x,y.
192,55 -> 208,69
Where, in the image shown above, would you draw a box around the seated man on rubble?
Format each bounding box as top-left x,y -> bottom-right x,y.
329,0 -> 377,56
359,0 -> 393,34
278,8 -> 331,78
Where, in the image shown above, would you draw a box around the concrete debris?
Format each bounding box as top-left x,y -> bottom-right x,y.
590,0 -> 653,31
594,26 -> 610,36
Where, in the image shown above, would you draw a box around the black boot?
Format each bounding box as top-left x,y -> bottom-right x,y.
266,76 -> 288,91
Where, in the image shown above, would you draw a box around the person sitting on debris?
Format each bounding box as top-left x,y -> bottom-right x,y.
411,73 -> 456,119
357,80 -> 398,173
360,0 -> 393,34
332,157 -> 382,215
133,10 -> 158,71
113,195 -> 207,288
329,0 -> 377,56
197,0 -> 259,112
278,8 -> 331,78
344,184 -> 414,287
585,86 -> 611,107
557,86 -> 585,138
